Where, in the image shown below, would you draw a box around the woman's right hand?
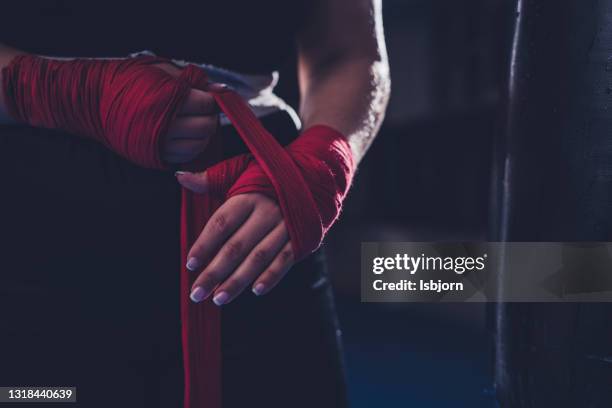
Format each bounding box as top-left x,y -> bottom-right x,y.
156,63 -> 221,164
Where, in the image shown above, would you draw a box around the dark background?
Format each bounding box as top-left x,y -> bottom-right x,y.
276,1 -> 514,406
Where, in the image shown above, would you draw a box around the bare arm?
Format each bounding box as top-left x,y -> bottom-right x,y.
297,0 -> 390,163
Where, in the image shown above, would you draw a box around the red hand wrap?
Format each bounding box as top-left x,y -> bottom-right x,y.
2,56 -> 354,407
206,124 -> 354,259
2,55 -> 191,168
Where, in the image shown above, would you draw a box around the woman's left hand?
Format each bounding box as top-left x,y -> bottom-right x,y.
176,171 -> 294,305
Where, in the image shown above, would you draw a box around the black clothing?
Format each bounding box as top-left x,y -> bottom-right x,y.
0,0 -> 310,74
0,2 -> 348,406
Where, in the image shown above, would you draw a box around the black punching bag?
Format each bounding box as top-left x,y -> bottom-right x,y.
491,0 -> 612,406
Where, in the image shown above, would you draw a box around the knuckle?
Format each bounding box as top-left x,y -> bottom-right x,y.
223,240 -> 243,260
252,248 -> 270,264
211,214 -> 227,234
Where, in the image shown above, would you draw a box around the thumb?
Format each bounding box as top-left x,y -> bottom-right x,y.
175,171 -> 210,193
176,154 -> 253,196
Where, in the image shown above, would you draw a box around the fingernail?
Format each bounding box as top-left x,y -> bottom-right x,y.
252,283 -> 265,296
213,291 -> 229,306
186,257 -> 200,271
190,287 -> 206,303
175,171 -> 188,177
208,83 -> 229,92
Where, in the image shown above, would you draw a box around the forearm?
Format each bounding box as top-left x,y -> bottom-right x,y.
0,43 -> 26,123
298,55 -> 389,164
297,0 -> 390,164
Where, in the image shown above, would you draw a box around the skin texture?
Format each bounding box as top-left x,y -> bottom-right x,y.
178,0 -> 390,305
0,0 -> 390,306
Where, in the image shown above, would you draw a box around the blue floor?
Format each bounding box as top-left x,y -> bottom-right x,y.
336,298 -> 497,407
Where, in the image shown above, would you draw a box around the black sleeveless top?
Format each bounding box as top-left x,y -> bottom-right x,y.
1,0 -> 310,74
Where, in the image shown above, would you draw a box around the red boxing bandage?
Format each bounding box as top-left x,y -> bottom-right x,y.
206,125 -> 354,259
2,54 -> 191,168
2,56 -> 354,408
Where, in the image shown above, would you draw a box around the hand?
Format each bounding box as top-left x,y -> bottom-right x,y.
176,171 -> 295,305
156,63 -> 222,164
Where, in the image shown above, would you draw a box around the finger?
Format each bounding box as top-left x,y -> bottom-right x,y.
166,116 -> 218,141
191,203 -> 281,304
212,222 -> 289,305
181,155 -> 253,197
180,89 -> 218,116
252,242 -> 295,296
185,196 -> 255,275
163,139 -> 208,163
175,171 -> 210,193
